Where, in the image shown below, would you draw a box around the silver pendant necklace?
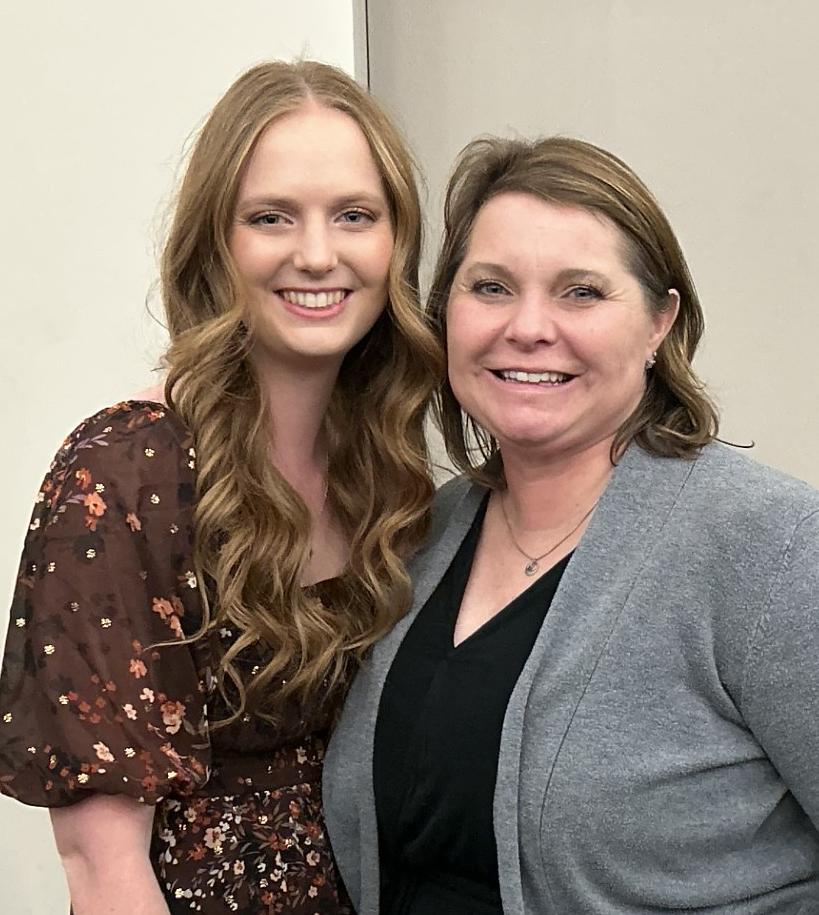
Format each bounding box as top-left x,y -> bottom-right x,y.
499,492 -> 599,576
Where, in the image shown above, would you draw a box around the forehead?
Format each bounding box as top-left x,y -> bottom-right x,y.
238,102 -> 385,198
465,192 -> 628,271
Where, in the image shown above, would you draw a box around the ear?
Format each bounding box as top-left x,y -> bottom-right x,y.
648,288 -> 680,353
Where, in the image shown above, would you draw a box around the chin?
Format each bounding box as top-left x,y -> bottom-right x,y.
494,426 -> 565,452
293,346 -> 352,366
280,331 -> 361,360
494,417 -> 606,456
504,440 -> 561,456
484,408 -> 557,437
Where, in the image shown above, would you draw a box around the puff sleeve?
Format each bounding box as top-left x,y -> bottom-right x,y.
0,403 -> 211,807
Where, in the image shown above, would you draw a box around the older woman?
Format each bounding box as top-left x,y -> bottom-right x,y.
323,137 -> 819,913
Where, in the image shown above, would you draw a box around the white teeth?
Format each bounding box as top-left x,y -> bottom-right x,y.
280,289 -> 346,308
499,370 -> 570,384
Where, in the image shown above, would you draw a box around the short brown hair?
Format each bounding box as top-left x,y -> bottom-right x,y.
427,136 -> 719,485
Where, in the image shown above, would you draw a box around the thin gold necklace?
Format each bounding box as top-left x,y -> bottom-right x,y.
499,492 -> 599,576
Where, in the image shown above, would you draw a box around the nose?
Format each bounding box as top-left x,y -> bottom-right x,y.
292,219 -> 338,274
503,292 -> 558,348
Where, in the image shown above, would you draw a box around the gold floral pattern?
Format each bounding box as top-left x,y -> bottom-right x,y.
0,403 -> 351,914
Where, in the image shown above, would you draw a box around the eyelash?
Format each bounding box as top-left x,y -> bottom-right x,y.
470,281 -> 606,301
246,208 -> 376,228
567,284 -> 605,301
247,212 -> 284,227
471,279 -> 509,296
339,208 -> 375,226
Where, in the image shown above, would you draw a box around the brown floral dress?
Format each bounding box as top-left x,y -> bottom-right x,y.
0,402 -> 353,915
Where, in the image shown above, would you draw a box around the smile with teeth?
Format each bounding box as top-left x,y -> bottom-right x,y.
280,289 -> 348,309
495,369 -> 573,385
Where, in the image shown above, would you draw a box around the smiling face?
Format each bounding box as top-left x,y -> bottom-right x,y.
229,102 -> 394,375
446,192 -> 678,462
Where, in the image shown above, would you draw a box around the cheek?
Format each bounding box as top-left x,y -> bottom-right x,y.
228,232 -> 272,284
444,298 -> 474,355
591,331 -> 652,409
358,231 -> 394,287
581,316 -> 652,372
226,234 -> 244,275
446,360 -> 471,412
446,325 -> 479,406
445,322 -> 467,382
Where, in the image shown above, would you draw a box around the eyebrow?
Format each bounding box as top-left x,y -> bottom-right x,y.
461,262 -> 612,286
235,192 -> 387,211
461,261 -> 517,283
553,268 -> 611,285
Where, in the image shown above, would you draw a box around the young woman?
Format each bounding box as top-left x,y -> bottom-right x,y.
0,60 -> 441,914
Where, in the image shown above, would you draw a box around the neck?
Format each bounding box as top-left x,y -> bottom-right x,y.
499,436 -> 616,531
252,352 -> 339,485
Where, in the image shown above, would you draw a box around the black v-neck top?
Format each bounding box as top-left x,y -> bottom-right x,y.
374,498 -> 571,914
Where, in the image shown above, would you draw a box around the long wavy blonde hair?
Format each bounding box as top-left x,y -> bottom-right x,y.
427,136 -> 719,487
160,61 -> 442,725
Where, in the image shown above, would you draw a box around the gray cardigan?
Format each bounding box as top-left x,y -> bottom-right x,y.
323,443 -> 819,913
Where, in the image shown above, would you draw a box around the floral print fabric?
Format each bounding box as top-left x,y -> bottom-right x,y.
0,403 -> 351,914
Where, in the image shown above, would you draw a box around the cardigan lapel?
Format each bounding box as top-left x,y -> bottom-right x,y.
352,478 -> 487,913
493,446 -> 697,914
340,446 -> 698,914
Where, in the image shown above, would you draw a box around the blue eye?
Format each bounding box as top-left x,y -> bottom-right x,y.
339,209 -> 374,226
567,285 -> 603,301
249,212 -> 286,227
472,280 -> 508,296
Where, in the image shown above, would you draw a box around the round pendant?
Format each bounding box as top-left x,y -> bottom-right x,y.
524,560 -> 539,576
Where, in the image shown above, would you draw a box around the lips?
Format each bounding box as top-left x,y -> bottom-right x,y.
279,288 -> 349,309
491,369 -> 575,385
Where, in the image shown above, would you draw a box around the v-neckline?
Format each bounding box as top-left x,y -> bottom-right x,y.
446,496 -> 572,651
450,561 -> 570,651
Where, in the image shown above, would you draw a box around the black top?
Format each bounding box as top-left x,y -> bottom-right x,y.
374,498 -> 571,915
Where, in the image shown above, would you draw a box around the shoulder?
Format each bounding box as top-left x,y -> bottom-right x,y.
37,401 -> 194,528
51,401 -> 191,480
433,472 -> 474,507
635,442 -> 819,558
687,442 -> 819,520
431,473 -> 476,527
413,473 -> 484,564
55,401 -> 190,465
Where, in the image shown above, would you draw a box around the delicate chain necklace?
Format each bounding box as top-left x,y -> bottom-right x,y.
499,492 -> 599,576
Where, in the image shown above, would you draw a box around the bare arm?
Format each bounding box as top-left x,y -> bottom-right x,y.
50,794 -> 171,915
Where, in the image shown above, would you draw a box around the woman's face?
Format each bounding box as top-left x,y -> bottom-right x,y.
229,102 -> 394,375
446,192 -> 678,462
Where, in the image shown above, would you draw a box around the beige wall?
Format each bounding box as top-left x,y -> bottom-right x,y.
368,0 -> 819,485
0,3 -> 357,911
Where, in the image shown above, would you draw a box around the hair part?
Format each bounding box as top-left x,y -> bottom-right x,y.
427,135 -> 719,487
160,60 -> 443,726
